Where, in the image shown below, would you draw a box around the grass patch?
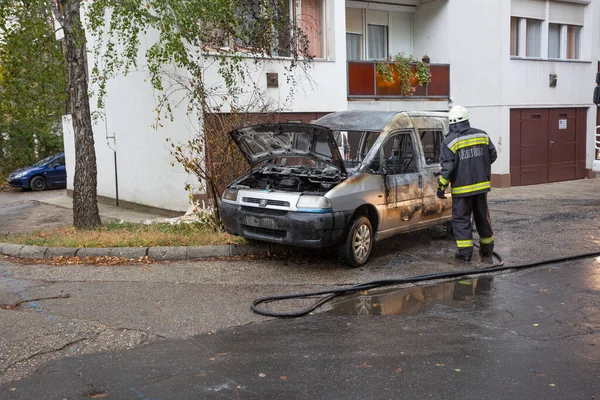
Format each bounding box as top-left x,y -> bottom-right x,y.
3,222 -> 246,247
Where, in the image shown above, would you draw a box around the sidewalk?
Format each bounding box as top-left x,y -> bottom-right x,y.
35,191 -> 166,224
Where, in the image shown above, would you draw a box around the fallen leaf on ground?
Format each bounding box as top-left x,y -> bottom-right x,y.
394,368 -> 403,373
454,369 -> 461,372
259,373 -> 266,378
549,384 -> 556,387
89,393 -> 108,398
436,364 -> 445,367
280,376 -> 288,380
533,324 -> 539,327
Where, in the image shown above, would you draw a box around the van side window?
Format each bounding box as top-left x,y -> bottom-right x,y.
420,130 -> 444,165
378,131 -> 417,175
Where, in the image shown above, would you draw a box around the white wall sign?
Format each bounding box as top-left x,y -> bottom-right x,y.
558,119 -> 567,130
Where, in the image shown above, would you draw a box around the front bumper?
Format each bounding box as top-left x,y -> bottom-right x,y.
220,202 -> 349,248
6,176 -> 29,188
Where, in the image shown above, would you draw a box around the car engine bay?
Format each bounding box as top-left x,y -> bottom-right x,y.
232,164 -> 346,193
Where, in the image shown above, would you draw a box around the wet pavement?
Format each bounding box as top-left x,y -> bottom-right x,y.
2,259 -> 599,399
0,179 -> 599,397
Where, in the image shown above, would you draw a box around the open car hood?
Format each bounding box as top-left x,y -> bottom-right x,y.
229,123 -> 346,174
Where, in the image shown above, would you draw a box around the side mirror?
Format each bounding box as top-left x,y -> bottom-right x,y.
594,86 -> 600,106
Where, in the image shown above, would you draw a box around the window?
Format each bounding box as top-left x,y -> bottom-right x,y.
526,19 -> 542,58
566,25 -> 581,60
511,0 -> 585,61
376,132 -> 417,175
346,7 -> 412,61
548,23 -> 561,58
212,0 -> 326,59
298,0 -> 325,58
420,131 -> 444,165
510,17 -> 520,56
367,24 -> 387,60
346,33 -> 362,61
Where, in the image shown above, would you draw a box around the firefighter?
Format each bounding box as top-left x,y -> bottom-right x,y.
437,105 -> 497,261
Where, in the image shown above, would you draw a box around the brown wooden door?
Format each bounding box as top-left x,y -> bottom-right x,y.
549,109 -> 577,182
511,108 -> 586,186
510,109 -> 549,186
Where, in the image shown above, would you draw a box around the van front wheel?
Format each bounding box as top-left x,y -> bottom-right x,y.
338,216 -> 373,268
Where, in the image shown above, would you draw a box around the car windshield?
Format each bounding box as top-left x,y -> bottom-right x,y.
32,155 -> 55,167
333,130 -> 380,168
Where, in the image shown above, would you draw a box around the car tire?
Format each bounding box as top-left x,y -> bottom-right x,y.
338,216 -> 373,268
30,176 -> 46,191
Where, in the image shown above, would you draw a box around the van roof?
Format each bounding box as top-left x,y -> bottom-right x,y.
314,110 -> 448,132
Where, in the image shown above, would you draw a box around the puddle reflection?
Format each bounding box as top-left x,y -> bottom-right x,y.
328,277 -> 493,316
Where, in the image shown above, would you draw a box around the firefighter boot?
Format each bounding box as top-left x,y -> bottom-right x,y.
455,249 -> 472,262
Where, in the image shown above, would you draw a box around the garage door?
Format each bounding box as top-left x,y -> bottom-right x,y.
510,108 -> 587,186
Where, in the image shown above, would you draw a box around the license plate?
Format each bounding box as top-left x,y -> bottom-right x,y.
245,216 -> 277,229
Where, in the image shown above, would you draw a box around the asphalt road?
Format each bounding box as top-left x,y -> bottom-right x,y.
0,179 -> 599,398
2,259 -> 599,400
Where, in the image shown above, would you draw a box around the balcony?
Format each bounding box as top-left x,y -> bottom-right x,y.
347,61 -> 450,99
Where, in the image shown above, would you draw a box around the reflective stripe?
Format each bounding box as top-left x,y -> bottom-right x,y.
439,176 -> 449,186
446,133 -> 489,151
480,235 -> 494,245
451,181 -> 491,195
456,239 -> 473,248
450,137 -> 489,153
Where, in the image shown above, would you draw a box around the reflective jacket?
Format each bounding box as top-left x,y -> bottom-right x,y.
439,121 -> 497,198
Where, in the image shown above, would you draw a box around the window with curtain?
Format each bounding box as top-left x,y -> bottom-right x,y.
510,17 -> 520,56
299,0 -> 324,58
566,25 -> 581,59
367,24 -> 387,60
526,19 -> 541,57
548,23 -> 561,58
346,33 -> 362,61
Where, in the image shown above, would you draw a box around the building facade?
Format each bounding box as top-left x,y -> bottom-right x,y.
62,0 -> 600,213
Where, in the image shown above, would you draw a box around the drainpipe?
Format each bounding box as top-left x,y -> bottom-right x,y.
106,134 -> 119,207
105,116 -> 119,207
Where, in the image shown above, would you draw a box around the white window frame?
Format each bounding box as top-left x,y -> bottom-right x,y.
345,4 -> 414,61
510,0 -> 587,61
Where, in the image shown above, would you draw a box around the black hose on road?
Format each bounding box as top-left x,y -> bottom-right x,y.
251,249 -> 600,318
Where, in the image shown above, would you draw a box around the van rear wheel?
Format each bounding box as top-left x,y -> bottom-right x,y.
338,216 -> 373,268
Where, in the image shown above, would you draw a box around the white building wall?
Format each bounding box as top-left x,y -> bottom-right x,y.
413,0 -> 450,64
63,0 -> 600,212
422,0 -> 600,176
389,11 -> 413,55
63,0 -> 349,212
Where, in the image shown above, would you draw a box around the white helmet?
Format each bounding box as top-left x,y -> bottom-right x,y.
449,105 -> 469,125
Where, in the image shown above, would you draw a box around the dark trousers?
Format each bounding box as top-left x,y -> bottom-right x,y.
452,193 -> 494,257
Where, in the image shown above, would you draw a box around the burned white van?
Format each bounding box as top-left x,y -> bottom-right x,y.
219,111 -> 452,267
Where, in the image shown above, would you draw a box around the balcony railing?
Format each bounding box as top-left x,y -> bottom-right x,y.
347,61 -> 450,99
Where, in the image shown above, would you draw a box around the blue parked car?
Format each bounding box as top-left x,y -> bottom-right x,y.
7,153 -> 67,191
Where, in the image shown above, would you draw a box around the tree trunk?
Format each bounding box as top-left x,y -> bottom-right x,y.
60,0 -> 101,229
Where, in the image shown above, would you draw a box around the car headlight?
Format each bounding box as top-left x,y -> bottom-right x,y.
222,188 -> 239,201
296,195 -> 333,213
13,172 -> 28,179
597,149 -> 600,160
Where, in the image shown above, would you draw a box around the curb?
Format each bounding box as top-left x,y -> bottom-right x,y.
0,242 -> 287,261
